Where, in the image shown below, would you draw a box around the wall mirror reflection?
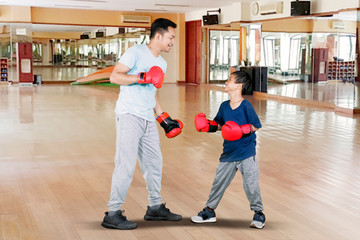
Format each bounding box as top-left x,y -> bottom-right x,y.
209,30 -> 240,83
258,10 -> 358,111
0,23 -> 150,83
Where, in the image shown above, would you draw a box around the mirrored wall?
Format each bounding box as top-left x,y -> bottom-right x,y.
208,10 -> 359,110
0,23 -> 150,82
209,30 -> 240,83
257,10 -> 358,110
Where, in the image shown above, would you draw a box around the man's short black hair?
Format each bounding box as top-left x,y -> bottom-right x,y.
232,71 -> 251,93
150,18 -> 177,39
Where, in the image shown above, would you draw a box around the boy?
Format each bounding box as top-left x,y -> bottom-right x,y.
192,71 -> 265,229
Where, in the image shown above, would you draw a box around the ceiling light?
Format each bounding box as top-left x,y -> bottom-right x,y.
54,4 -> 92,8
135,9 -> 168,12
71,0 -> 107,2
154,4 -> 190,7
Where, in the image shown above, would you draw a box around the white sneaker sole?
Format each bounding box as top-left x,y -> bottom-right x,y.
191,215 -> 217,223
250,220 -> 265,229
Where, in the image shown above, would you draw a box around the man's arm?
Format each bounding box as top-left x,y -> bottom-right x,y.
154,95 -> 183,138
154,95 -> 163,116
109,62 -> 137,85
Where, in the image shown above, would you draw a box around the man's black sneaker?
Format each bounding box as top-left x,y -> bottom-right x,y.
144,203 -> 182,221
250,211 -> 265,229
101,210 -> 137,230
191,207 -> 216,223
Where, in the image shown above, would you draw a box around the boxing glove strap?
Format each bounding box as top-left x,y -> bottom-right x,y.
137,72 -> 146,83
208,120 -> 218,132
156,112 -> 170,124
241,123 -> 253,137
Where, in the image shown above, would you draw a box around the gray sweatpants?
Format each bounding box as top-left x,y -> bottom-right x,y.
107,114 -> 163,211
206,156 -> 263,212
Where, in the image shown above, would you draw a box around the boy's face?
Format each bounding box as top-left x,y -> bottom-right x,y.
157,27 -> 176,52
225,74 -> 242,93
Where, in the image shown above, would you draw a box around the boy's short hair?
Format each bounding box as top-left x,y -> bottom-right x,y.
232,71 -> 251,93
150,18 -> 177,39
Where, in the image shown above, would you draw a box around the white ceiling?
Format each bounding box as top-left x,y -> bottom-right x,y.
1,0 -> 250,13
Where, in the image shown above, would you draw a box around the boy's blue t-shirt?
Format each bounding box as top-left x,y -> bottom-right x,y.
214,99 -> 262,162
114,44 -> 167,121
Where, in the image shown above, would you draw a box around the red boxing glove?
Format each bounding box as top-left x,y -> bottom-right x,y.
157,112 -> 183,138
137,66 -> 165,88
194,113 -> 218,132
222,121 -> 253,141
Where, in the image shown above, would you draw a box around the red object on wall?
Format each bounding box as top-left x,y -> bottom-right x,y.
186,20 -> 202,85
310,48 -> 328,83
17,42 -> 33,83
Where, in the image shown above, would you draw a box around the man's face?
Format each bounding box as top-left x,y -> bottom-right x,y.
159,27 -> 176,52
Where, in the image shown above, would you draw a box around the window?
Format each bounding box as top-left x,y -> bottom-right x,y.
223,36 -> 230,65
338,35 -> 356,61
230,36 -> 239,66
263,36 -> 275,67
289,35 -> 301,70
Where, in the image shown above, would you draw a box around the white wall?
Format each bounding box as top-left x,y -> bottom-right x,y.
311,0 -> 359,14
185,2 -> 241,23
220,3 -> 242,24
41,39 -> 51,65
185,0 -> 360,24
161,40 -> 177,83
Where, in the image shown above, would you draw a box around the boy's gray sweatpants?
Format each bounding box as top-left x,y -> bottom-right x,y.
206,156 -> 263,212
107,114 -> 163,211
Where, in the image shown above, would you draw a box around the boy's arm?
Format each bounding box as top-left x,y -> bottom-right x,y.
194,113 -> 219,132
219,124 -> 257,133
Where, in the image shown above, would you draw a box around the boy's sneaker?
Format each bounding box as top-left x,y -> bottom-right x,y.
191,207 -> 217,223
101,210 -> 137,230
250,211 -> 265,229
144,203 -> 182,221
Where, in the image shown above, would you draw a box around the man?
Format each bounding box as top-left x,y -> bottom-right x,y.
101,18 -> 183,230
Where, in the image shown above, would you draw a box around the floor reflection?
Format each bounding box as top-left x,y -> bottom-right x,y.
8,65 -> 98,82
210,67 -> 359,110
19,86 -> 34,123
267,81 -> 359,109
5,65 -> 360,110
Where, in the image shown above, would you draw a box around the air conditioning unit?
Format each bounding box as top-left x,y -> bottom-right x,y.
121,15 -> 151,23
332,21 -> 345,30
80,34 -> 89,39
260,2 -> 283,15
96,31 -> 104,38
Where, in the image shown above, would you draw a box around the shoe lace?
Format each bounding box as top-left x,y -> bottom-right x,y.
254,211 -> 265,221
117,210 -> 128,221
160,203 -> 170,213
198,207 -> 209,216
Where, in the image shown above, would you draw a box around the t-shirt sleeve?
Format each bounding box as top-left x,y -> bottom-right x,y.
214,103 -> 225,126
118,46 -> 137,70
162,61 -> 167,74
245,101 -> 262,129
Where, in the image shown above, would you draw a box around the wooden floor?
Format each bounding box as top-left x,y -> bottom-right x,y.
0,83 -> 360,240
